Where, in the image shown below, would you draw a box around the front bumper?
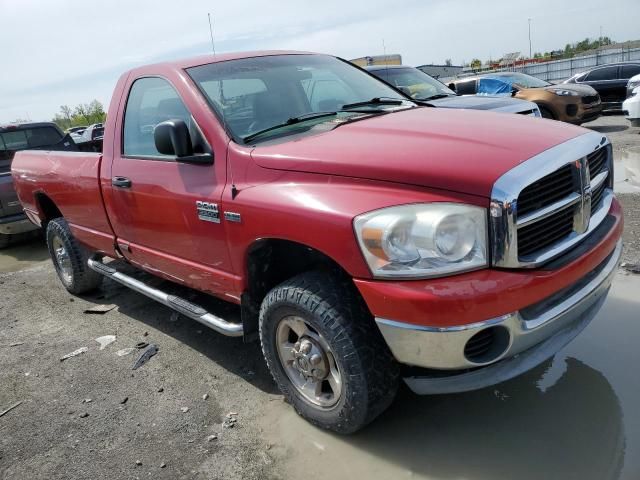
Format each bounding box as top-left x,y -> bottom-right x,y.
0,213 -> 39,235
376,241 -> 622,372
354,199 -> 623,394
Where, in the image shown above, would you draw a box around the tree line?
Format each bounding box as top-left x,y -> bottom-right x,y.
468,36 -> 617,69
52,100 -> 106,131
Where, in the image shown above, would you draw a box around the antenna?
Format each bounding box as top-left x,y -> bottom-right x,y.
208,13 -> 216,55
382,38 -> 391,83
208,12 -> 238,199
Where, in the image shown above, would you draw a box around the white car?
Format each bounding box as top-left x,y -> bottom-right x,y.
623,82 -> 640,127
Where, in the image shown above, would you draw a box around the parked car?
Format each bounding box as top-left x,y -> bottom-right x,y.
67,126 -> 87,135
563,62 -> 640,111
365,65 -> 540,116
623,85 -> 640,127
0,122 -> 76,248
73,123 -> 104,152
627,73 -> 640,99
449,72 -> 602,124
12,51 -> 622,433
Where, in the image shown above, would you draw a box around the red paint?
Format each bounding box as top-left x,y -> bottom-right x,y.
10,51 -> 623,327
355,199 -> 623,327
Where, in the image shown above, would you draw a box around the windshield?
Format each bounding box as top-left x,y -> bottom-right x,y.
491,73 -> 551,88
187,54 -> 411,142
369,67 -> 455,99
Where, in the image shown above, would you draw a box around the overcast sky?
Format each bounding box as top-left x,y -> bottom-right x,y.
1,0 -> 638,123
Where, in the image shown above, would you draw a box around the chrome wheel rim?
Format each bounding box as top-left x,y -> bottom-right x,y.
52,235 -> 73,284
275,315 -> 343,408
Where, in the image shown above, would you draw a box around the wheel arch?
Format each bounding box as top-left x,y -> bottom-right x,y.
34,192 -> 63,228
241,238 -> 365,341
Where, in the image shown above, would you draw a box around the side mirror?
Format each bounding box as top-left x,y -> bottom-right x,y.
154,119 -> 213,164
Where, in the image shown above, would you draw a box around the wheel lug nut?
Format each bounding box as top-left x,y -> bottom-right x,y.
300,341 -> 312,354
294,341 -> 301,351
310,354 -> 321,365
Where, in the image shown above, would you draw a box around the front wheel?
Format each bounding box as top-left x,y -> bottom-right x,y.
259,271 -> 399,434
46,218 -> 102,294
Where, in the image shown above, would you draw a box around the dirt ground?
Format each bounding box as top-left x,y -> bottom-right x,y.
1,114 -> 639,480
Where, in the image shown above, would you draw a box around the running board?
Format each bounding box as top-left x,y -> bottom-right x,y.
87,258 -> 243,337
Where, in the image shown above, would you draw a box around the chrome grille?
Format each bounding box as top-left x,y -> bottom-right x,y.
491,132 -> 614,268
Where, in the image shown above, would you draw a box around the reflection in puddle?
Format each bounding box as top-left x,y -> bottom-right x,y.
615,149 -> 640,193
262,275 -> 640,480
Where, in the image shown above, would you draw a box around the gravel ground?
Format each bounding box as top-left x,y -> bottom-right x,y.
0,113 -> 639,480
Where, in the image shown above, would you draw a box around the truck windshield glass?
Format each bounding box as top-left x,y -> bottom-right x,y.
0,127 -> 62,152
187,55 -> 412,142
370,68 -> 455,100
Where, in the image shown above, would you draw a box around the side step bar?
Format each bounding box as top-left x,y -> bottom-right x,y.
87,258 -> 243,337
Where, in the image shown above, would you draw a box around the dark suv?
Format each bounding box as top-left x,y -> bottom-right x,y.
563,62 -> 640,111
0,122 -> 73,247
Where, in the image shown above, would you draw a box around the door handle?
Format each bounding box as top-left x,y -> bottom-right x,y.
112,176 -> 132,188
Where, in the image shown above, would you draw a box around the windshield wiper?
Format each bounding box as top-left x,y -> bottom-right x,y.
243,111 -> 338,143
341,97 -> 406,110
418,93 -> 453,101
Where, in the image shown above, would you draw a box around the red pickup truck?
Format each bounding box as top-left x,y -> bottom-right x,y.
12,51 -> 623,433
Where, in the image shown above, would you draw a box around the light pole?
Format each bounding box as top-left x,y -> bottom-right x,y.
528,18 -> 532,58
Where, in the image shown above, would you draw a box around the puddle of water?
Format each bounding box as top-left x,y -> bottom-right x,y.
261,273 -> 640,480
0,238 -> 49,274
614,149 -> 640,194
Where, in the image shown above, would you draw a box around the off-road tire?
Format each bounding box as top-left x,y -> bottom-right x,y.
46,218 -> 102,294
259,271 -> 399,434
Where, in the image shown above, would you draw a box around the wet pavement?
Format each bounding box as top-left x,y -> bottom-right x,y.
261,272 -> 640,480
0,236 -> 49,273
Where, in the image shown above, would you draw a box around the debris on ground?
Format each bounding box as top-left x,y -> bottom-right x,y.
83,398 -> 92,404
202,393 -> 209,401
95,335 -> 116,350
0,401 -> 23,418
79,412 -> 89,418
135,460 -> 142,466
157,387 -> 164,393
116,347 -> 135,357
135,341 -> 148,349
160,462 -> 166,468
132,344 -> 158,370
9,342 -> 24,347
222,412 -> 238,429
181,407 -> 189,413
207,434 -> 218,442
83,304 -> 117,314
120,397 -> 128,405
143,331 -> 148,337
621,262 -> 640,274
60,347 -> 88,362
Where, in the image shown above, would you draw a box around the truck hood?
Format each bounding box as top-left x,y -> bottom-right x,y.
430,94 -> 533,112
250,107 -> 588,198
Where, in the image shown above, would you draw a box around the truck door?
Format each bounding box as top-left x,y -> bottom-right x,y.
106,76 -> 236,299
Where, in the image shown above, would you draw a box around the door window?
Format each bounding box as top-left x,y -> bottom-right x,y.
123,77 -> 191,157
585,66 -> 618,81
621,65 -> 640,80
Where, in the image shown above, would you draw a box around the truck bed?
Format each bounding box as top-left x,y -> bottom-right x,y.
11,150 -> 115,254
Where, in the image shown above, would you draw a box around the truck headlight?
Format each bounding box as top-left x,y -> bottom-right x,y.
551,89 -> 578,96
354,203 -> 488,278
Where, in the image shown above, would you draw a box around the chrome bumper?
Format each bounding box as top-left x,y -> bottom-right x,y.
0,213 -> 39,235
376,240 -> 622,394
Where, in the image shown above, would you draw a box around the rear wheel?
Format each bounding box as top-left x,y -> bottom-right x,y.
259,271 -> 399,434
46,218 -> 102,294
